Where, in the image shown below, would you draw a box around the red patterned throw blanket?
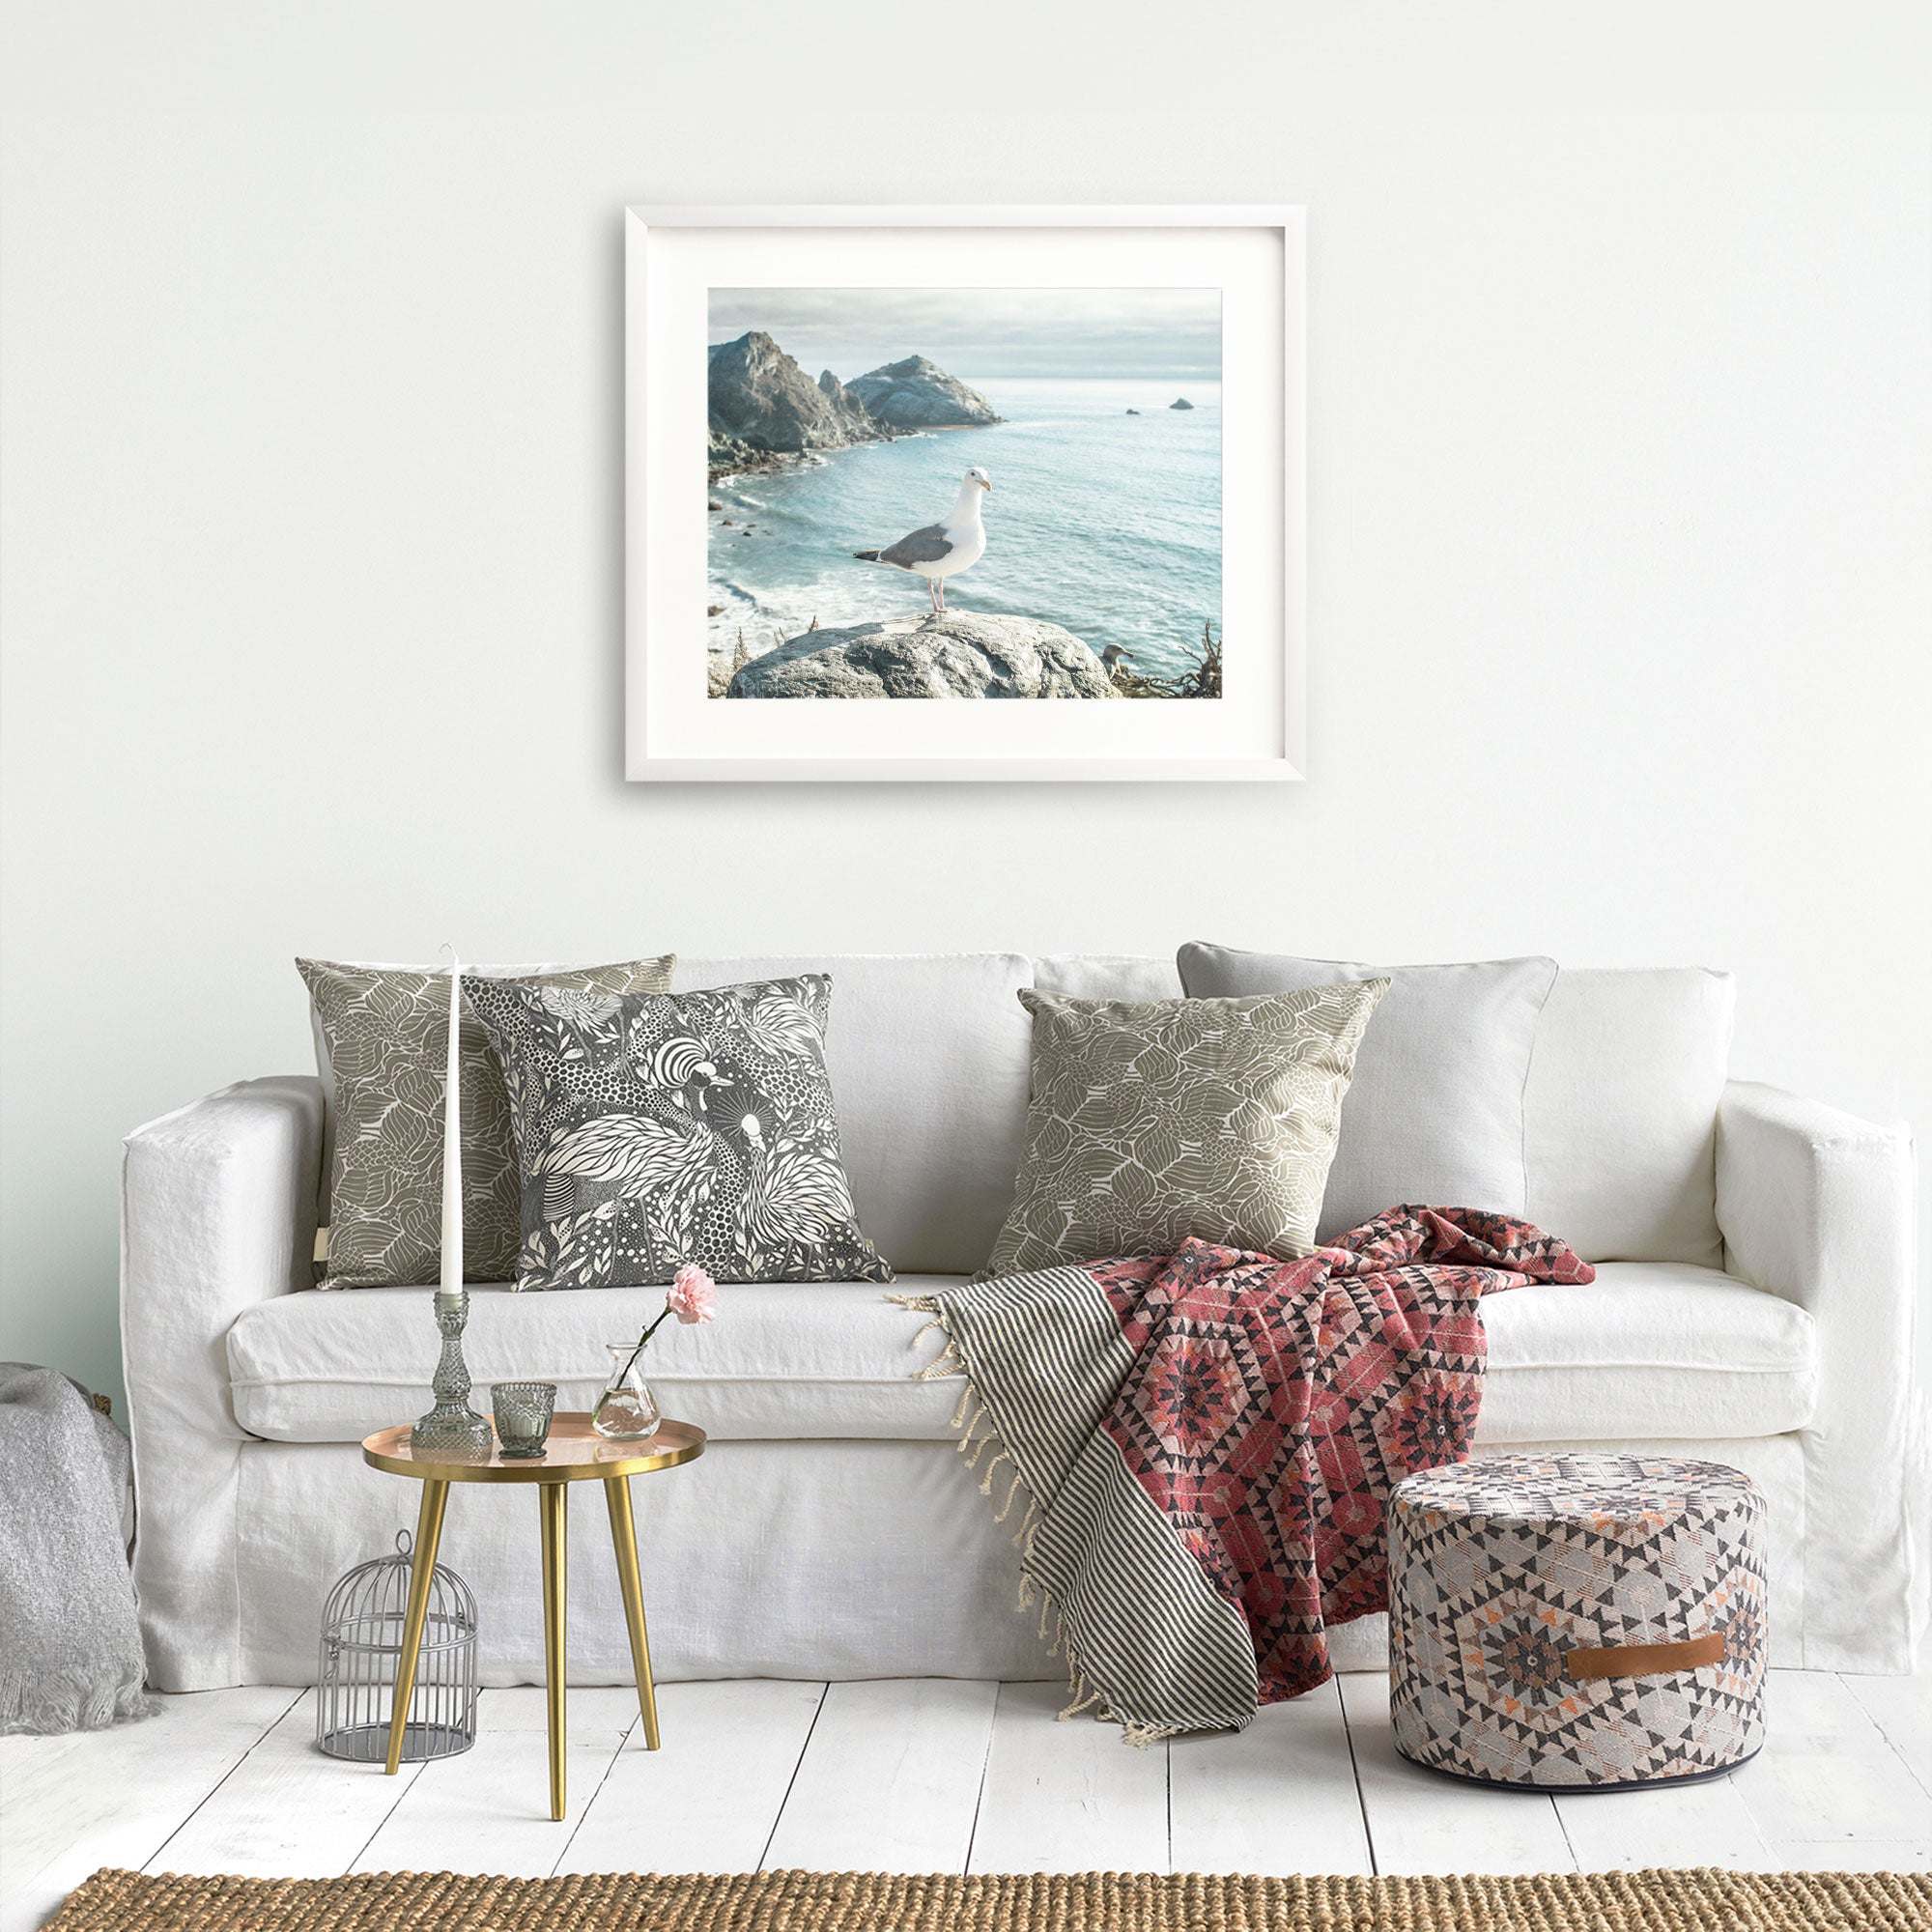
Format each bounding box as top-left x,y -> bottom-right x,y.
896,1206 -> 1593,1741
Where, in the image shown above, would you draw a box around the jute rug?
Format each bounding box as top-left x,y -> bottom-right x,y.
46,1866 -> 1932,1930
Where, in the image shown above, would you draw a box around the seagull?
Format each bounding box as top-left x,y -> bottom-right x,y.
853,467 -> 991,614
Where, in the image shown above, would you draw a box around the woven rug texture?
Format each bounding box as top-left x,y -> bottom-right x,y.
46,1865 -> 1932,1930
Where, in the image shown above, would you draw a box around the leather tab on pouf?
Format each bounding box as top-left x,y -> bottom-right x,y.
1388,1453 -> 1767,1789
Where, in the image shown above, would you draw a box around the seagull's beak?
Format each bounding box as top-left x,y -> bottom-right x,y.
979,476 -> 992,492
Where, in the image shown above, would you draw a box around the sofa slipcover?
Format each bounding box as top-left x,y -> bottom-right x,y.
225,1264 -> 1816,1450
123,954 -> 1917,1692
223,1430 -> 1808,1690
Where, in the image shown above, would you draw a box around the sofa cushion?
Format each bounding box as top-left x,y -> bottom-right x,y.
1176,947 -> 1558,1241
298,955 -> 675,1288
229,1277 -> 967,1444
1033,953 -> 1182,1002
981,981 -> 1386,1278
674,954 -> 1033,1277
228,1262 -> 1814,1449
1524,968 -> 1734,1265
1476,1264 -> 1813,1443
466,971 -> 890,1290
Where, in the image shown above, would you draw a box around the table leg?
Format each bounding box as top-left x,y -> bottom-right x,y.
384,1479 -> 449,1776
539,1481 -> 568,1820
604,1475 -> 662,1750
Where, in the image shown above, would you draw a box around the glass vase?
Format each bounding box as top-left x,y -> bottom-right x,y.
592,1345 -> 662,1440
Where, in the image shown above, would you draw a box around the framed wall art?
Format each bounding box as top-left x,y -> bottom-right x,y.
625,206 -> 1304,781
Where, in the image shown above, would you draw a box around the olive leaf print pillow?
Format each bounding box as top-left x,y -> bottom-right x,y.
298,954 -> 675,1288
979,980 -> 1389,1281
464,972 -> 892,1290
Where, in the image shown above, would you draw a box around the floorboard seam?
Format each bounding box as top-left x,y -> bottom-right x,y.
1547,1791 -> 1579,1872
757,1682 -> 830,1874
550,1708 -> 641,1876
141,1687 -> 307,1874
960,1681 -> 1001,1876
1838,1671 -> 1932,1804
343,1754 -> 431,1874
1334,1677 -> 1380,1877
1162,1735 -> 1174,1876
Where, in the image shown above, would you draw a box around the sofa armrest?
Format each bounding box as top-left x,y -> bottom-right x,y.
1716,1079 -> 1918,1669
121,1075 -> 324,1688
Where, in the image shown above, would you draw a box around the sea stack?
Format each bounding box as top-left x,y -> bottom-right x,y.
845,355 -> 1002,430
1169,397 -> 1195,412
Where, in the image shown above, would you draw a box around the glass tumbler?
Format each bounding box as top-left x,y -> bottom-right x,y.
491,1381 -> 556,1459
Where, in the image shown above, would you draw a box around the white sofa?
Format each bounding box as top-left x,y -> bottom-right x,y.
121,952 -> 1921,1692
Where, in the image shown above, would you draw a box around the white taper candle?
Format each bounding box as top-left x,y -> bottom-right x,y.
440,949 -> 463,1299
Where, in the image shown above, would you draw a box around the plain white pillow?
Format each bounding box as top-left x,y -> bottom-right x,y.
1178,946 -> 1559,1241
1523,967 -> 1734,1267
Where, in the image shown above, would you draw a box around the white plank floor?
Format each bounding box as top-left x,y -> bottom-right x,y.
4,1670 -> 1929,1930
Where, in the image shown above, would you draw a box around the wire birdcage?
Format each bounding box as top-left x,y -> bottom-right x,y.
316,1528 -> 477,1762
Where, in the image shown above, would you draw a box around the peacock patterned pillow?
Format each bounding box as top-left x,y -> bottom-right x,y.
464,972 -> 892,1290
978,980 -> 1390,1281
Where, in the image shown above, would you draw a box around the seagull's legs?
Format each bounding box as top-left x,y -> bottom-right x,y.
935,575 -> 947,614
926,575 -> 939,616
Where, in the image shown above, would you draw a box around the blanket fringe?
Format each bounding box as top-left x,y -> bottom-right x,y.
889,1290 -> 1162,1748
992,1463 -> 1026,1523
888,1293 -> 966,1383
1059,1678 -> 1102,1720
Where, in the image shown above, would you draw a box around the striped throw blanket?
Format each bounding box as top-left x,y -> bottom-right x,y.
896,1206 -> 1593,1741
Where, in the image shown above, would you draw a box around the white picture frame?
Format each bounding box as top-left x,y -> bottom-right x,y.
625,205 -> 1305,781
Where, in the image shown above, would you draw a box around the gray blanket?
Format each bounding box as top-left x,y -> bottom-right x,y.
0,1363 -> 154,1733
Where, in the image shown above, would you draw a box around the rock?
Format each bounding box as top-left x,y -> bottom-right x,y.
1125,408 -> 1141,415
708,331 -> 877,460
707,604 -> 725,616
816,368 -> 877,439
1169,397 -> 1194,411
727,612 -> 1122,700
845,355 -> 1002,430
708,498 -> 724,511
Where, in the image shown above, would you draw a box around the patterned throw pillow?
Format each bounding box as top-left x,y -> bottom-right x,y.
298,956 -> 675,1287
464,972 -> 892,1290
979,982 -> 1388,1280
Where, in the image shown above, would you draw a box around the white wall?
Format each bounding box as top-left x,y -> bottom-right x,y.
3,4 -> 1928,1407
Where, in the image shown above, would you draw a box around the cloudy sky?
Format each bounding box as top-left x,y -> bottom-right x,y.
707,287 -> 1221,383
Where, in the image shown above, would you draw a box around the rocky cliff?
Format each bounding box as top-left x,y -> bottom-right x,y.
726,612 -> 1119,700
844,356 -> 1002,431
707,332 -> 876,471
709,334 -> 999,480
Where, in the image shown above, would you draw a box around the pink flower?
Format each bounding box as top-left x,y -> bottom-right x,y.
666,1263 -> 718,1326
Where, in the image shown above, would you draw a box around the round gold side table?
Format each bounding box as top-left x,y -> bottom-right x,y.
361,1413 -> 705,1820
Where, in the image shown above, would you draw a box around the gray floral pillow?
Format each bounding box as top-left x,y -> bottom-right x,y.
298,955 -> 674,1288
979,981 -> 1388,1280
465,972 -> 891,1290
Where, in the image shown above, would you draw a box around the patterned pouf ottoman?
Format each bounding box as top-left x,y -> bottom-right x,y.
1388,1453 -> 1766,1790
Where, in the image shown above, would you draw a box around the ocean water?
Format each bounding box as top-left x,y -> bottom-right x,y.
708,377 -> 1221,683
